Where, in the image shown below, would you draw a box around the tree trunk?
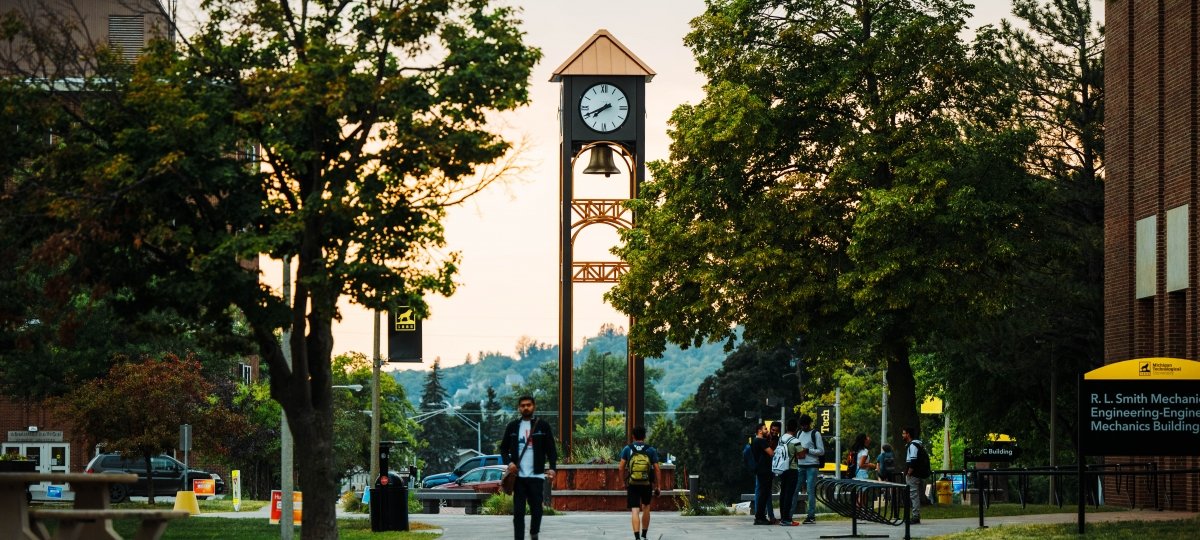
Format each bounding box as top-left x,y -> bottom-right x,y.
291,402 -> 337,540
883,338 -> 919,452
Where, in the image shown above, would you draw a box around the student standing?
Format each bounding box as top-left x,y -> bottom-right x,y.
751,422 -> 775,525
777,418 -> 802,526
903,427 -> 923,524
500,395 -> 557,540
618,426 -> 662,540
794,415 -> 824,524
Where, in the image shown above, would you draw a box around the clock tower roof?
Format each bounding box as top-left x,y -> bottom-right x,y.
550,29 -> 655,82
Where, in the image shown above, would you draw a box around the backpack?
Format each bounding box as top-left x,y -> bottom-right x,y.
743,443 -> 755,472
809,430 -> 826,467
908,441 -> 932,479
770,434 -> 794,476
878,452 -> 896,478
627,444 -> 653,485
844,449 -> 858,478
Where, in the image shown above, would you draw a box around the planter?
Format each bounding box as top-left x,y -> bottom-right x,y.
550,463 -> 684,511
0,460 -> 37,473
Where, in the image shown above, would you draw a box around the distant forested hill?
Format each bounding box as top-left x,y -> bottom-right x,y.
391,326 -> 728,411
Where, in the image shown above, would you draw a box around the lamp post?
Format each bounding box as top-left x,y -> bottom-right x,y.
422,401 -> 482,454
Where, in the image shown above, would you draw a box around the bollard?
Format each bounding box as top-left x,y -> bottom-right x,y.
688,475 -> 699,509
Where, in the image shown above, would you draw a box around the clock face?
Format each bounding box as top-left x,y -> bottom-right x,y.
579,83 -> 629,133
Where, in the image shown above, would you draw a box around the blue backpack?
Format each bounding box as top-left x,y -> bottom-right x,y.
743,442 -> 755,472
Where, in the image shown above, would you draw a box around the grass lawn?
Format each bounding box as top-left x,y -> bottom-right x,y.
799,503 -> 1127,522
928,516 -> 1200,539
918,503 -> 1126,520
110,498 -> 270,512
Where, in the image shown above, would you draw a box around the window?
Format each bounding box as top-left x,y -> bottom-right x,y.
107,15 -> 145,61
1166,205 -> 1188,291
239,363 -> 253,384
1136,216 -> 1156,298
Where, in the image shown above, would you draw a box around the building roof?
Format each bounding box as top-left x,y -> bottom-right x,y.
550,29 -> 655,82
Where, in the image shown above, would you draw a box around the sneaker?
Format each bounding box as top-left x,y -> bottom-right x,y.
769,518 -> 779,525
753,519 -> 771,525
802,517 -> 816,524
779,521 -> 798,526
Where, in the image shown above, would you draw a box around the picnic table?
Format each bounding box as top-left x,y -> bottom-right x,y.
0,472 -> 188,540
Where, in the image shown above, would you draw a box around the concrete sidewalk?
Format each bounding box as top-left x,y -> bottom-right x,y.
402,509 -> 1195,539
194,504 -> 1195,539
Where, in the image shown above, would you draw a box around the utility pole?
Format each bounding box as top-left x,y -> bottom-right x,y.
371,310 -> 382,483
280,256 -> 294,539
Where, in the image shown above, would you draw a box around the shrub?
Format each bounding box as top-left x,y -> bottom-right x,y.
481,493 -> 558,516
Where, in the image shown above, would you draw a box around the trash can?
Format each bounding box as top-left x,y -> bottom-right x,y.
370,472 -> 409,531
936,477 -> 953,505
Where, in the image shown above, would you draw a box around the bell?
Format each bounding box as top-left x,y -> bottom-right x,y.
582,145 -> 621,177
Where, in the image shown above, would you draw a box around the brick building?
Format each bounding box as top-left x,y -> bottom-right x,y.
0,0 -> 175,474
1104,0 -> 1200,511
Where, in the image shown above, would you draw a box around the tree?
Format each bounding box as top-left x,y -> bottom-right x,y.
927,0 -> 1105,462
418,359 -> 459,473
1,0 -> 538,535
482,386 -> 505,452
681,344 -> 799,502
53,353 -> 245,503
609,0 -> 1038,450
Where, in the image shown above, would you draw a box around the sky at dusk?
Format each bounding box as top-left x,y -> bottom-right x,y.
237,1 -> 1104,371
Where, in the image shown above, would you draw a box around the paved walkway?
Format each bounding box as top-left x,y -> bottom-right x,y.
197,505 -> 1196,539
411,510 -> 1195,539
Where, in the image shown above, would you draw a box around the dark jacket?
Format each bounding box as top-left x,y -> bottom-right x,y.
500,416 -> 557,475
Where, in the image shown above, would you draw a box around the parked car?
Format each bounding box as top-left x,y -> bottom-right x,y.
421,454 -> 503,488
84,453 -> 226,503
430,465 -> 506,499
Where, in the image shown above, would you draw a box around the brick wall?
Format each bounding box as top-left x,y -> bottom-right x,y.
1104,0 -> 1200,512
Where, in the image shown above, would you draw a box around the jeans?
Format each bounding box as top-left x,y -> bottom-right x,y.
799,466 -> 819,519
754,471 -> 774,520
778,469 -> 798,521
906,475 -> 924,520
513,476 -> 545,539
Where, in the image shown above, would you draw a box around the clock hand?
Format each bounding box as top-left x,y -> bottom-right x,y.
585,103 -> 612,118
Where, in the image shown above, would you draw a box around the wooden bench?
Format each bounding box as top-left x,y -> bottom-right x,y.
412,489 -> 492,514
29,509 -> 189,540
739,493 -> 781,503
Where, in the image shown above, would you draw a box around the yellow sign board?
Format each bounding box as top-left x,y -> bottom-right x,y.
1084,357 -> 1200,380
920,397 -> 943,414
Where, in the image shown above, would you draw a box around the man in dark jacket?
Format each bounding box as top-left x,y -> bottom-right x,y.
500,395 -> 557,540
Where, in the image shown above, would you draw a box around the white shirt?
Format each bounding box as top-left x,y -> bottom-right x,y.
517,419 -> 543,479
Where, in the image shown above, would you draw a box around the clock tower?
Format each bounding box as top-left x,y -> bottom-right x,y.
552,30 -> 653,457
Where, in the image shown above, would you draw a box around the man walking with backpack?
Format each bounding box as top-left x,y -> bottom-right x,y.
619,426 -> 661,540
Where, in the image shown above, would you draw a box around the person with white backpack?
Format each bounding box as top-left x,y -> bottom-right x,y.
794,414 -> 825,524
773,418 -> 802,526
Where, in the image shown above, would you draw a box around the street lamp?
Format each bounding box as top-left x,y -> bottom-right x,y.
421,401 -> 482,454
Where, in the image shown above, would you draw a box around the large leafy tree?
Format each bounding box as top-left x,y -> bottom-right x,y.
0,0 -> 539,535
609,0 -> 1038,449
927,0 -> 1104,461
53,354 -> 246,504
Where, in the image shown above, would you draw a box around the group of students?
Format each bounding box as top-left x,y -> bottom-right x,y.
747,417 -> 932,525
746,414 -> 827,526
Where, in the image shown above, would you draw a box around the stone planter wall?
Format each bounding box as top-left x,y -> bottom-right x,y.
550,463 -> 685,511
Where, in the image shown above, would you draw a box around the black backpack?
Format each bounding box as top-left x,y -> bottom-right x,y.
909,441 -> 932,479
809,430 -> 826,467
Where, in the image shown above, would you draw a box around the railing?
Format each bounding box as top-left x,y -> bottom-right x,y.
944,463 -> 1200,529
814,477 -> 911,539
